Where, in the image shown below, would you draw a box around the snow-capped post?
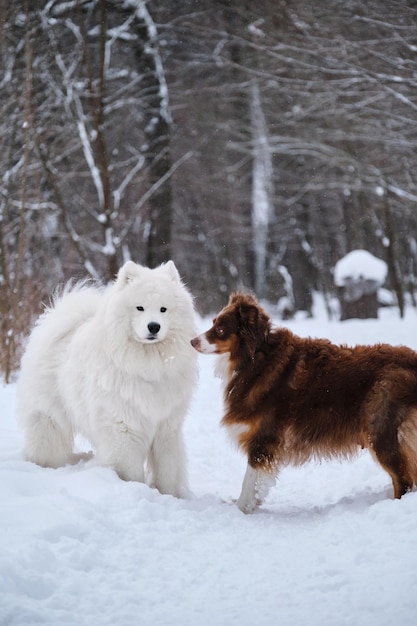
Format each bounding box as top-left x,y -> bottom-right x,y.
334,250 -> 388,321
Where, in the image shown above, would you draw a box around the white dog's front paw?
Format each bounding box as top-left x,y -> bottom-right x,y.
174,485 -> 193,500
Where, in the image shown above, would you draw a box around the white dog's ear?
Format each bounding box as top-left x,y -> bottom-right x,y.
116,261 -> 141,286
163,260 -> 181,282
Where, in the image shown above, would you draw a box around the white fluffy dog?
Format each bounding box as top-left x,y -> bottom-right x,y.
17,260 -> 198,498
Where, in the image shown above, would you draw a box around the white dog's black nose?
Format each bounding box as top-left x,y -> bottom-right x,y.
148,322 -> 161,335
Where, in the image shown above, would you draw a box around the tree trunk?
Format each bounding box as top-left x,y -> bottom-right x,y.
132,3 -> 173,267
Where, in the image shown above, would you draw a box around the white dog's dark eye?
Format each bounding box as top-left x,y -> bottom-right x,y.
136,306 -> 144,312
160,307 -> 167,313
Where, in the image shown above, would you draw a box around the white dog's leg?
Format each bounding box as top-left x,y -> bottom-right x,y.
149,420 -> 190,498
236,463 -> 277,513
23,411 -> 74,468
113,455 -> 146,483
104,437 -> 148,484
93,419 -> 155,483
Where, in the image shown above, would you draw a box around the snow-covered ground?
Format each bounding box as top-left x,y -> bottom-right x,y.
1,298 -> 417,626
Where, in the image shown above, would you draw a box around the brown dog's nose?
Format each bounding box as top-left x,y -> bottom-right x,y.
190,337 -> 200,349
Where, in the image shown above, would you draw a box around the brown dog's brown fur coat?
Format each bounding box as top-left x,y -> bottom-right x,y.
192,292 -> 417,505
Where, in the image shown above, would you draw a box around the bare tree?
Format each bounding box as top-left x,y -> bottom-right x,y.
3,0 -> 417,378
0,0 -> 181,376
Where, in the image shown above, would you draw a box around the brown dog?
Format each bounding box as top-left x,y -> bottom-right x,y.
191,292 -> 417,512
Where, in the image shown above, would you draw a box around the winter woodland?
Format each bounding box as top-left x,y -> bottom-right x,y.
2,0 -> 417,378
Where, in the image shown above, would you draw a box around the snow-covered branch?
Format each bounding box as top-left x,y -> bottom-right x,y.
123,0 -> 171,125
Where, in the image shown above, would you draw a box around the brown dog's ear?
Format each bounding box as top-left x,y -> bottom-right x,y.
229,292 -> 258,308
235,295 -> 270,359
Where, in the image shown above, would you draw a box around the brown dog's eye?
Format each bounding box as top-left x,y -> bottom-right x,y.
216,327 -> 225,337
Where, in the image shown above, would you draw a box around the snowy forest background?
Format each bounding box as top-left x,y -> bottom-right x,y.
2,0 -> 417,379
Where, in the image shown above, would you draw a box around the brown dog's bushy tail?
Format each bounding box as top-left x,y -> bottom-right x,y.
398,408 -> 417,490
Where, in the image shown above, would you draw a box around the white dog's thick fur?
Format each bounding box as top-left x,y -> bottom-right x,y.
17,260 -> 198,498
